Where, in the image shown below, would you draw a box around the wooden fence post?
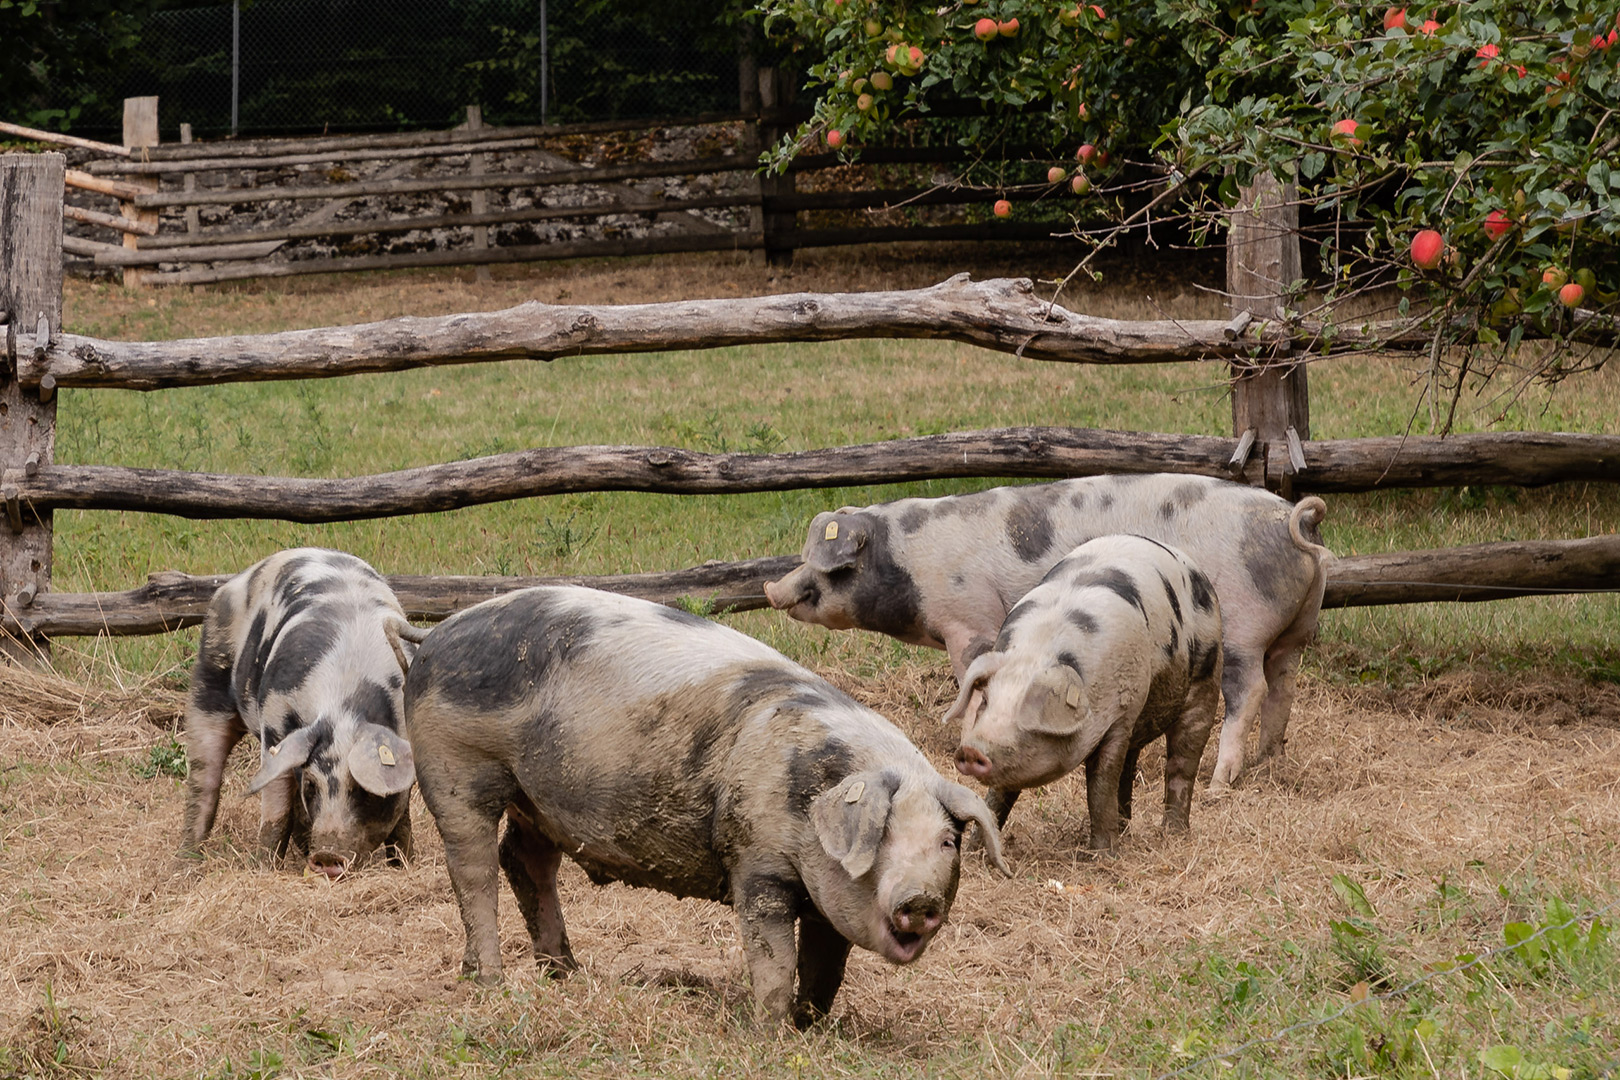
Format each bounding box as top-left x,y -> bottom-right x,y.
757,68 -> 796,268
465,105 -> 493,284
1226,170 -> 1309,495
121,97 -> 161,288
180,122 -> 200,240
0,153 -> 63,664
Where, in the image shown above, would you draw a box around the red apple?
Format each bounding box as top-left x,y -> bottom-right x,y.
1332,118 -> 1362,147
1071,172 -> 1092,194
870,70 -> 893,90
1410,229 -> 1444,269
1559,282 -> 1585,307
826,129 -> 845,149
993,199 -> 1012,218
1075,143 -> 1097,163
1542,266 -> 1567,289
1419,17 -> 1440,33
998,17 -> 1020,36
1483,209 -> 1512,238
974,17 -> 999,40
1077,102 -> 1090,120
1047,166 -> 1068,184
1088,4 -> 1106,17
856,93 -> 874,111
1383,7 -> 1407,30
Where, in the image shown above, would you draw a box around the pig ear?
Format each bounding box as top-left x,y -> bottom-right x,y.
348,724 -> 417,796
805,512 -> 867,573
811,771 -> 894,879
246,725 -> 319,794
1021,666 -> 1089,738
931,778 -> 1012,878
941,651 -> 1005,725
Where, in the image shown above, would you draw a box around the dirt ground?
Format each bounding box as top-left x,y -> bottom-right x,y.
3,655 -> 1617,1077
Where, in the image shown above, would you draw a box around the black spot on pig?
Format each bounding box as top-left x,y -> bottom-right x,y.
415,594 -> 598,711
1163,622 -> 1179,660
1073,568 -> 1146,620
349,784 -> 402,831
1191,638 -> 1220,682
846,518 -> 925,640
1056,651 -> 1084,679
235,610 -> 272,705
951,573 -> 966,589
1189,569 -> 1217,614
898,505 -> 932,534
993,601 -> 1036,650
1098,493 -> 1115,512
257,612 -> 345,706
1005,486 -> 1065,562
1067,609 -> 1100,634
1242,516 -> 1299,604
786,739 -> 856,816
191,629 -> 237,716
344,679 -> 400,731
1171,480 -> 1209,509
1159,573 -> 1184,624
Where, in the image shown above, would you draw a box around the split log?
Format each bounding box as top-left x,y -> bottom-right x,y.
28,275 -> 1437,390
0,555 -> 802,637
1322,534 -> 1620,607
6,428 -> 1267,522
6,427 -> 1617,523
130,154 -> 757,209
6,536 -> 1615,639
63,203 -> 160,237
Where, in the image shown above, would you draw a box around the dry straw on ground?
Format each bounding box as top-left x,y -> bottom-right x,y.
3,653 -> 1617,1077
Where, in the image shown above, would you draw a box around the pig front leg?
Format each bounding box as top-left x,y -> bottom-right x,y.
180,701 -> 247,852
255,772 -> 298,860
792,908 -> 852,1029
733,872 -> 804,1026
499,804 -> 577,975
1082,724 -> 1133,853
383,805 -> 413,866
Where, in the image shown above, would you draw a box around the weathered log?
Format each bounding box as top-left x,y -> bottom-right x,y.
139,230 -> 765,287
88,239 -> 285,267
6,428 -> 1617,523
62,234 -> 125,259
6,536 -> 1615,639
130,154 -> 757,209
0,120 -> 129,156
134,193 -> 756,249
1322,534 -> 1620,607
7,428 -> 1266,521
63,203 -> 160,237
0,555 -> 802,637
30,275 -> 1434,390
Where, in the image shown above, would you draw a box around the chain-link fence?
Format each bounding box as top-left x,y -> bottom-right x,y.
63,0 -> 745,140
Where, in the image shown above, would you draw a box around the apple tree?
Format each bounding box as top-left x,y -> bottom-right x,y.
757,0 -> 1620,421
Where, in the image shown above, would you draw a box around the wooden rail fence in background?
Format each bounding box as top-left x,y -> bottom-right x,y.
0,153 -> 1614,650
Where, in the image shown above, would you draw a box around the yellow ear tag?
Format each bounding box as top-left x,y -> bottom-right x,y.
845,780 -> 865,803
268,744 -> 280,756
1065,685 -> 1082,708
824,521 -> 839,541
378,745 -> 397,767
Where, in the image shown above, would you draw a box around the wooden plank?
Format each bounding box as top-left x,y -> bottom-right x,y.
5,535 -> 1617,639
7,428 -> 1620,523
180,123 -> 199,239
0,153 -> 63,663
63,203 -> 160,237
27,275 -> 1445,389
465,106 -> 492,285
64,169 -> 148,202
120,97 -> 161,288
0,120 -> 129,156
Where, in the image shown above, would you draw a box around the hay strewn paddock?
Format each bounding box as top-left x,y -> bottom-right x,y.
3,659 -> 1617,1078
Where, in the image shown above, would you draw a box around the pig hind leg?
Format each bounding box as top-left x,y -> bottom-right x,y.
1210,643 -> 1268,790
1162,679 -> 1220,832
424,770 -> 513,984
792,908 -> 853,1029
1254,604 -> 1320,763
498,805 -> 577,974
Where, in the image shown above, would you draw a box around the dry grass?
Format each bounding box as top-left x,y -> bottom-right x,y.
3,653 -> 1617,1078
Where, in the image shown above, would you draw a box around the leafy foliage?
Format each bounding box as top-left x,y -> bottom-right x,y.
759,0 -> 1619,417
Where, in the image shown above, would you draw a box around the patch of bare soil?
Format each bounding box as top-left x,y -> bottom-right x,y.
2,659 -> 1616,1075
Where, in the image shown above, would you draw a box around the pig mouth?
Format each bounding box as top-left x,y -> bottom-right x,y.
880,920 -> 933,964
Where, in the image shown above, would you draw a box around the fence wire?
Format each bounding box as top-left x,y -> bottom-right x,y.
61,0 -> 744,140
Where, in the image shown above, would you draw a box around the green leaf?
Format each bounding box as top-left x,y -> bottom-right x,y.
1331,873 -> 1377,918
1479,1045 -> 1524,1075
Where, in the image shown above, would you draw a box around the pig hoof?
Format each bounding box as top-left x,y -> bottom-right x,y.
535,955 -> 578,979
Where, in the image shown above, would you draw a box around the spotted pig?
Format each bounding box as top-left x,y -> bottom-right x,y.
947,534 -> 1224,849
764,474 -> 1331,788
402,585 -> 1008,1028
181,548 -> 426,878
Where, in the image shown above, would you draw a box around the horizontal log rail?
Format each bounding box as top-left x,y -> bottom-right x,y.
5,536 -> 1614,639
2,428 -> 1614,525
0,119 -> 130,156
83,137 -> 551,176
65,169 -> 147,202
30,275 -> 1436,390
63,203 -> 160,237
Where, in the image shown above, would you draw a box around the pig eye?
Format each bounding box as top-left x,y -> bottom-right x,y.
941,834 -> 959,851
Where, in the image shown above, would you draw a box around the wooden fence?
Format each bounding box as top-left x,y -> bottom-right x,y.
0,152 -> 1616,653
7,90 -> 1076,288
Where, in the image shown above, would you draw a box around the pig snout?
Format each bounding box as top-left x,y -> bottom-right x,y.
763,572 -> 811,612
955,743 -> 993,780
307,848 -> 355,880
890,891 -> 945,937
